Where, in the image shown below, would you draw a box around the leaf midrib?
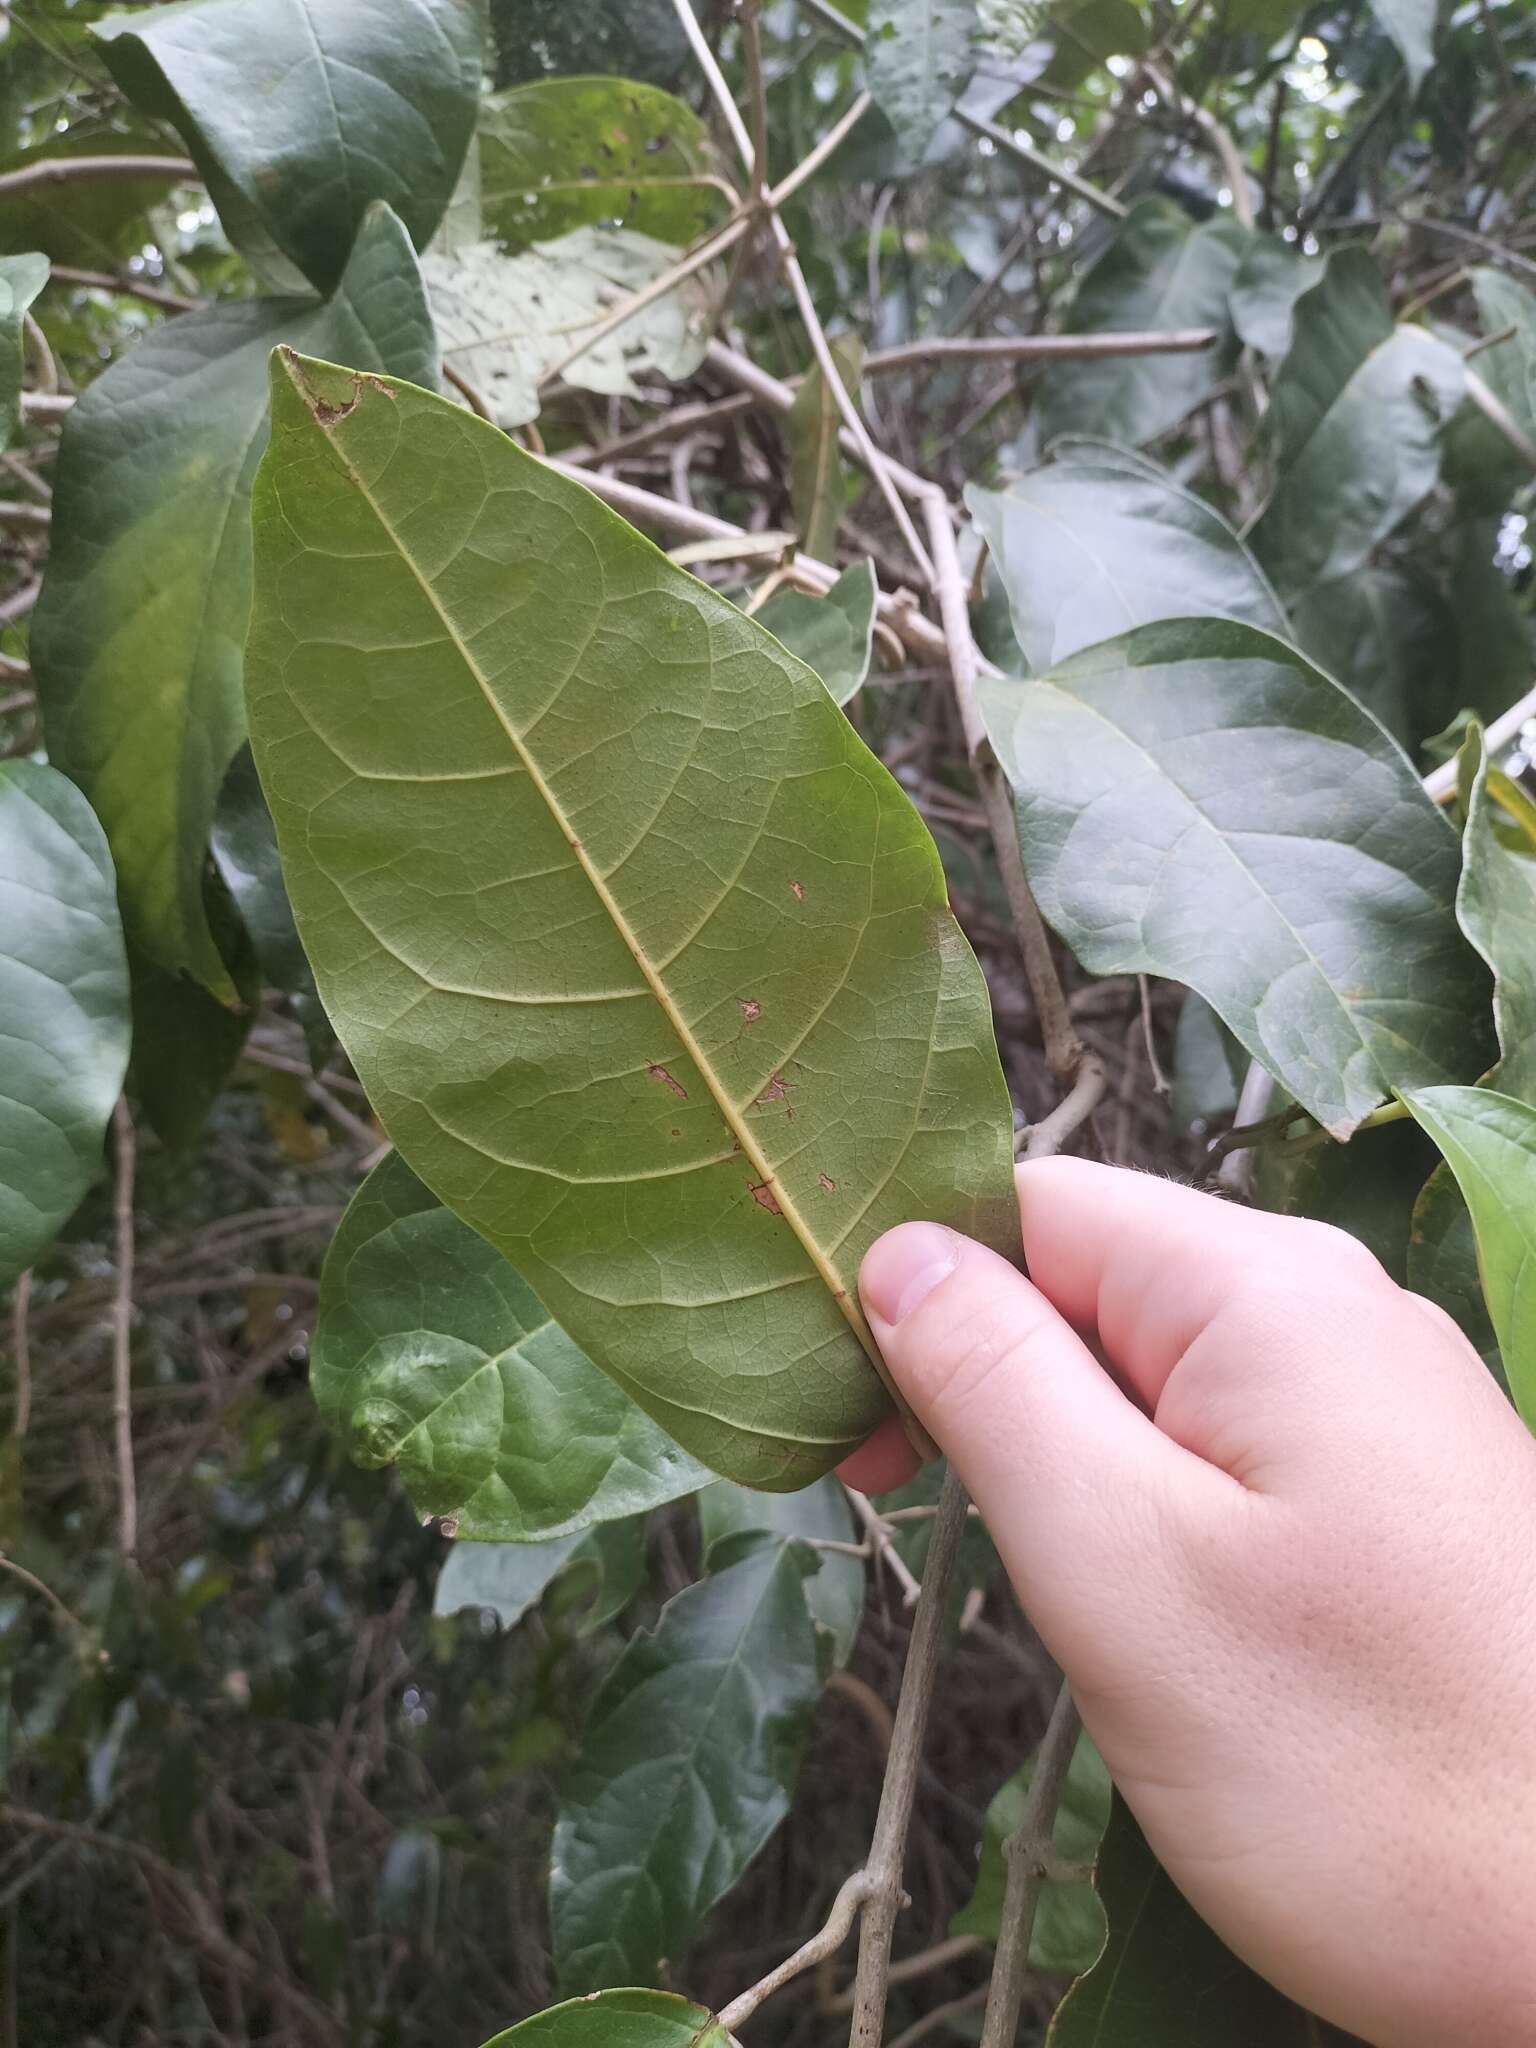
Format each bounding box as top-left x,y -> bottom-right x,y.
301,377 -> 885,1379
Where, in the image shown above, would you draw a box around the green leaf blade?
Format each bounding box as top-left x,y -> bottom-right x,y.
480,1990 -> 726,2048
549,1543 -> 821,1992
755,561 -> 878,707
245,352 -> 1016,1488
980,617 -> 1493,1138
865,0 -> 977,165
315,1151 -> 710,1540
699,1475 -> 865,1666
0,761 -> 131,1286
32,205 -> 438,993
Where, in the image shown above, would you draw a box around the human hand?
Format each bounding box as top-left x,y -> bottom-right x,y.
843,1158 -> 1536,2048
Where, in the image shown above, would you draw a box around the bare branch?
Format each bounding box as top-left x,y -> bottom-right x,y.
0,154 -> 196,197
1425,681 -> 1536,803
977,1683 -> 1082,2048
845,1486 -> 923,1606
866,329 -> 1219,372
19,393 -> 73,425
45,264 -> 197,314
716,1869 -> 874,2030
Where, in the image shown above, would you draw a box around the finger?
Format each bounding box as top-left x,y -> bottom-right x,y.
836,1416 -> 919,1495
859,1220 -> 1239,1645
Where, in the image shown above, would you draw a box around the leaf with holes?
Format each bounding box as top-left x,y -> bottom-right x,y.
979,617 -> 1493,1139
313,1150 -> 708,1539
33,204 -> 437,995
0,761 -> 131,1287
421,228 -> 714,427
549,1542 -> 820,1991
245,353 -> 1016,1489
969,445 -> 1288,674
755,562 -> 878,708
480,1991 -> 728,2048
95,0 -> 484,292
479,77 -> 729,254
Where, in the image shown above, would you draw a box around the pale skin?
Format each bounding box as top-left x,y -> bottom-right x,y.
841,1157 -> 1536,2048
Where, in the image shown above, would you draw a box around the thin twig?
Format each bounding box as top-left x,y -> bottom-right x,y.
0,501 -> 49,529
846,1487 -> 923,1606
847,1467 -> 970,2047
45,264 -> 197,314
1424,678 -> 1536,803
717,1869 -> 874,2030
0,154 -> 196,197
1142,62 -> 1254,228
976,1682 -> 1082,2048
0,1552 -> 89,1644
18,393 -> 72,425
1464,364 -> 1536,472
865,329 -> 1218,372
10,1270 -> 30,1445
110,1099 -> 138,1566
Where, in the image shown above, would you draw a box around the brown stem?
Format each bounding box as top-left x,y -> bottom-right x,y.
110,1098 -> 138,1566
0,154 -> 195,197
864,329 -> 1218,372
46,264 -> 197,314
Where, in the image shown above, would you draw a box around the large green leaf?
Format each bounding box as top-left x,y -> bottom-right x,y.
865,0 -> 977,164
1228,234 -> 1323,359
1251,250 -> 1464,601
479,78 -> 728,254
1036,199 -> 1246,449
421,228 -> 714,428
33,205 -> 437,995
951,1731 -> 1111,1972
1402,1086 -> 1536,1424
549,1543 -> 820,1991
0,253 -> 48,453
698,1475 -> 864,1666
1049,1796 -> 1355,2045
978,618 -> 1493,1138
1290,564 -> 1458,753
245,352 -> 1015,1489
968,447 -> 1288,674
0,761 -> 131,1286
94,0 -> 484,293
1457,744 -> 1536,1103
755,562 -> 878,708
480,1991 -> 727,2048
314,1150 -> 709,1539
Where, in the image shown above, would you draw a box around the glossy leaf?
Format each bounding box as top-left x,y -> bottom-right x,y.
865,0 -> 977,164
968,447 -> 1287,674
314,1150 -> 709,1540
755,562 -> 878,708
1367,0 -> 1436,88
952,1731 -> 1110,1969
1049,1795 -> 1356,2046
1251,249 -> 1464,601
246,353 -> 1016,1488
33,204 -> 437,995
422,228 -> 713,428
0,253 -> 48,452
1401,1086 -> 1536,1424
95,0 -> 483,293
979,618 -> 1492,1139
480,1991 -> 727,2048
210,746 -> 330,1065
1457,744 -> 1536,1103
479,78 -> 727,254
549,1543 -> 820,1991
698,1476 -> 864,1665
1228,233 -> 1322,359
787,334 -> 863,564
1408,1161 -> 1501,1377
1290,564 -> 1458,753
1254,1117 -> 1439,1285
1036,199 -> 1246,449
0,761 -> 131,1286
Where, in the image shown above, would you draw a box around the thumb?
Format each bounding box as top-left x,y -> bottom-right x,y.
859,1221 -> 1235,1654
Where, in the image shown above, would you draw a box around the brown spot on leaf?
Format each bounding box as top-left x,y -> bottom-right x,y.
789,879 -> 805,901
756,1071 -> 788,1106
646,1061 -> 688,1099
737,997 -> 761,1025
670,1126 -> 682,1138
818,1173 -> 836,1193
749,1180 -> 782,1216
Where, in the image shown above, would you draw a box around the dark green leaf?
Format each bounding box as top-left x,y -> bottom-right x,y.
1037,0 -> 1147,90
314,1150 -> 708,1539
1049,1795 -> 1356,2045
699,1475 -> 864,1665
95,0 -> 484,293
755,562 -> 878,707
1254,1117 -> 1439,1284
479,78 -> 728,254
434,1530 -> 584,1629
422,228 -> 713,428
1458,739 -> 1536,1104
125,891 -> 255,1154
1036,199 -> 1245,449
1400,1086 -> 1536,1425
33,204 -> 437,994
968,446 -> 1288,674
0,253 -> 48,452
1442,271 -> 1536,514
1228,233 -> 1322,358
865,0 -> 977,164
1290,564 -> 1457,753
1450,519 -> 1532,726
245,353 -> 1016,1489
490,0 -> 691,88
1170,993 -> 1246,1133
480,1991 -> 727,2048
210,746 -> 330,1066
550,1514 -> 648,1633
951,1731 -> 1110,1970
0,761 -> 130,1286
1408,1161 -> 1502,1378
787,334 -> 863,564
979,618 -> 1493,1138
549,1544 -> 820,1992
1251,249 -> 1464,601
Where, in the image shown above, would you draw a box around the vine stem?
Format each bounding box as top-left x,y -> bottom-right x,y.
975,1682 -> 1082,2048
0,154 -> 195,196
847,1465 -> 971,2046
110,1098 -> 138,1566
